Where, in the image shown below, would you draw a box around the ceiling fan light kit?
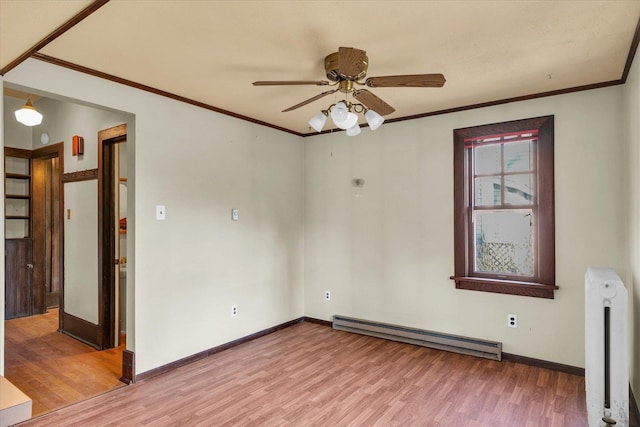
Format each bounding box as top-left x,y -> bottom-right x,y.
331,102 -> 358,130
15,98 -> 43,126
253,47 -> 445,136
364,109 -> 384,130
346,122 -> 361,136
308,111 -> 328,133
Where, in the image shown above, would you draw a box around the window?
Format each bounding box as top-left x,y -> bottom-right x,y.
451,116 -> 557,299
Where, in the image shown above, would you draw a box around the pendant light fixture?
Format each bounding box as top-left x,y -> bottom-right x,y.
15,98 -> 43,126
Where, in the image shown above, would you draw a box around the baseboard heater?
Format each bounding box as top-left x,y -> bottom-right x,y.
332,315 -> 502,361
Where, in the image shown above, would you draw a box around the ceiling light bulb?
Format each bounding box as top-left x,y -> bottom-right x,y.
308,111 -> 327,132
346,123 -> 361,136
365,109 -> 384,130
14,99 -> 43,126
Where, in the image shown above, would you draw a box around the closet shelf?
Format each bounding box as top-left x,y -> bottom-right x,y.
6,173 -> 31,180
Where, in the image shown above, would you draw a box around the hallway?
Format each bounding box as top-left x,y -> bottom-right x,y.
4,309 -> 124,415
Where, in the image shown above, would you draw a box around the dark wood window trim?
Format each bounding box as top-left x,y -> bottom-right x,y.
451,116 -> 557,299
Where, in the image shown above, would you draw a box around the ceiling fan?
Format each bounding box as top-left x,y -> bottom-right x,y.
253,47 -> 446,134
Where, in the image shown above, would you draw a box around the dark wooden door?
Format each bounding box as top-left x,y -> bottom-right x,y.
32,155 -> 62,309
5,238 -> 34,319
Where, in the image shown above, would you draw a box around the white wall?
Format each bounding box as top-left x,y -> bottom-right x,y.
2,59 -> 305,374
30,97 -> 129,323
1,57 -> 632,382
304,86 -> 627,368
63,179 -> 100,323
624,43 -> 640,409
30,97 -> 128,170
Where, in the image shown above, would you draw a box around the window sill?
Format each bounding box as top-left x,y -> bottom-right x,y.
450,276 -> 558,299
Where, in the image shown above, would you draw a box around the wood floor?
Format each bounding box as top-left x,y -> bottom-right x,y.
4,308 -> 125,416
17,321 -> 596,426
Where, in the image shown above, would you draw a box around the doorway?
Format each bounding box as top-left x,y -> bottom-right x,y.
31,143 -> 64,312
4,143 -> 63,320
98,124 -> 127,350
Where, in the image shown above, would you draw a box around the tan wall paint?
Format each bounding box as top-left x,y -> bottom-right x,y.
624,41 -> 640,411
3,59 -> 305,374
304,86 -> 627,368
30,98 -> 129,324
63,180 -> 99,323
0,56 -> 634,384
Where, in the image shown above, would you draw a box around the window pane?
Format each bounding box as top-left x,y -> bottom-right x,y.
474,176 -> 501,206
503,173 -> 533,205
474,210 -> 533,276
474,144 -> 501,175
503,140 -> 533,172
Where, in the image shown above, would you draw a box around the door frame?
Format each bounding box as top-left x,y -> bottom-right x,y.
31,143 -> 64,321
97,124 -> 126,349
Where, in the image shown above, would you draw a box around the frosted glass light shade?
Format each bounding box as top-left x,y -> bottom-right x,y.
330,102 -> 348,122
14,99 -> 43,126
346,123 -> 361,136
308,111 -> 327,132
365,109 -> 384,130
340,112 -> 359,130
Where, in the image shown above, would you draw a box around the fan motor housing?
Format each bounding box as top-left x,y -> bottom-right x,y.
324,51 -> 368,82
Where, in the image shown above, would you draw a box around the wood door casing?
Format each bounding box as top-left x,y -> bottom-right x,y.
32,156 -> 62,308
98,123 -> 127,349
32,143 -> 64,311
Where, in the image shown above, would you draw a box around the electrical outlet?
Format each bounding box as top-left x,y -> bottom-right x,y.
324,290 -> 331,301
508,314 -> 517,328
231,305 -> 238,316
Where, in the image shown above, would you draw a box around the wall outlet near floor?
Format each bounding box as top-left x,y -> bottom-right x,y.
508,314 -> 517,328
324,290 -> 331,301
231,305 -> 238,316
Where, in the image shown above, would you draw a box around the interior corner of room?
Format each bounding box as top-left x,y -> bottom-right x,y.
1,1 -> 640,426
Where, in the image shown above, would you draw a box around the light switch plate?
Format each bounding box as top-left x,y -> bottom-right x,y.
231,208 -> 239,221
156,205 -> 166,220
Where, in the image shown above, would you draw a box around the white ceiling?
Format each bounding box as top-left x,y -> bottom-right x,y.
2,1 -> 640,135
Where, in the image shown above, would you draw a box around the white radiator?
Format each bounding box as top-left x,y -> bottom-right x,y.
585,268 -> 628,427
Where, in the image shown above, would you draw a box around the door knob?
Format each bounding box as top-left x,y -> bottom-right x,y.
26,263 -> 34,269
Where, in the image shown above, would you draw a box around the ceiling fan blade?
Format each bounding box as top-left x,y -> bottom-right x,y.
338,47 -> 367,78
253,80 -> 330,86
353,89 -> 396,116
282,89 -> 338,112
365,74 -> 446,88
